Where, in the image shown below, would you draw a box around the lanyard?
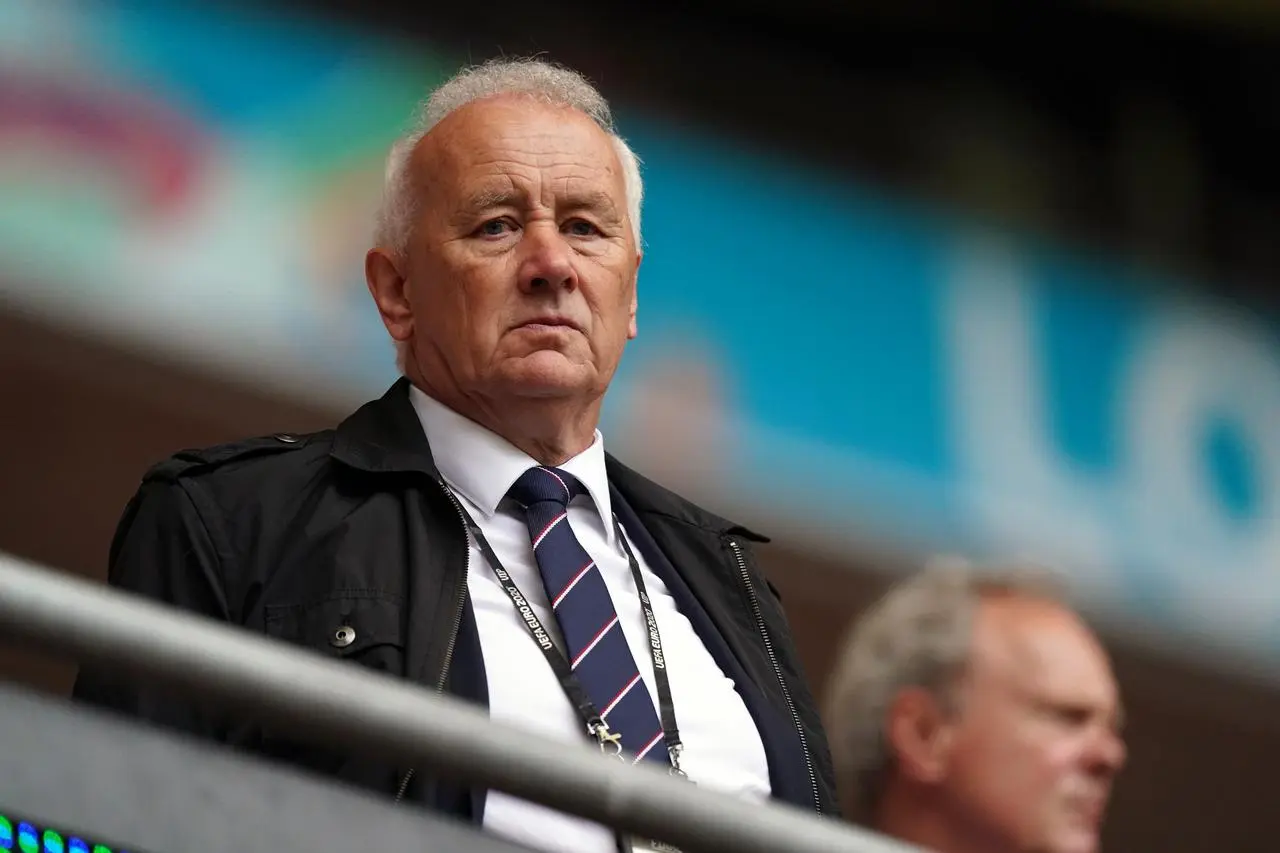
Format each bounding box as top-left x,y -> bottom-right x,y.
457,503 -> 686,776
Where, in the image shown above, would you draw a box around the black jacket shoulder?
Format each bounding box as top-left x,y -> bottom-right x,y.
141,430 -> 335,486
136,431 -> 341,534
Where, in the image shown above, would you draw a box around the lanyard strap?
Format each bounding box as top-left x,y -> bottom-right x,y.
614,523 -> 684,773
457,502 -> 684,773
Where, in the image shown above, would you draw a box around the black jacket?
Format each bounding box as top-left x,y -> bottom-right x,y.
73,378 -> 838,820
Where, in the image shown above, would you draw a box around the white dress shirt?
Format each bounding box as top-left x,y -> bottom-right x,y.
410,386 -> 771,853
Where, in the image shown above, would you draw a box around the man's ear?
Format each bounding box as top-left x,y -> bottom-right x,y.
366,248 -> 414,344
885,687 -> 956,785
627,251 -> 641,340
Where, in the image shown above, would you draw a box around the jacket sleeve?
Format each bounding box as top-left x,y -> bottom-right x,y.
70,477 -> 234,741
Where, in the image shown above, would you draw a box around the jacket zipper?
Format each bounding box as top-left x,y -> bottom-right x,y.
727,537 -> 822,815
394,480 -> 471,804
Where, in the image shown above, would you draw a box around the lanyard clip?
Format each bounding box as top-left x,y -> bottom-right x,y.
667,742 -> 689,779
590,720 -> 625,759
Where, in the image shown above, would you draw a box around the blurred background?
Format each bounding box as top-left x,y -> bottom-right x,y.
3,0 -> 1280,849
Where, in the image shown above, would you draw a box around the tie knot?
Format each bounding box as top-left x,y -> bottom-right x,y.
508,466 -> 584,509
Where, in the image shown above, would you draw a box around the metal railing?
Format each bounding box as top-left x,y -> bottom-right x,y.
0,680 -> 534,853
0,551 -> 918,853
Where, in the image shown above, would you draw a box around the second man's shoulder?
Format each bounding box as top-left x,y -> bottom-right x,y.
140,429 -> 337,490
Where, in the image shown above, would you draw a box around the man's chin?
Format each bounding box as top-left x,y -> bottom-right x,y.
497,356 -> 593,398
1044,824 -> 1101,853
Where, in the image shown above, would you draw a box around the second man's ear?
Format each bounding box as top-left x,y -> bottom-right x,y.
885,687 -> 957,785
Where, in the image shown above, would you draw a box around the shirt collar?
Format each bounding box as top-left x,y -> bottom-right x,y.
408,384 -> 616,546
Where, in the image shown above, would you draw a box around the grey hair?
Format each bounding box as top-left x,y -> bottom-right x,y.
823,558 -> 1066,821
374,57 -> 644,257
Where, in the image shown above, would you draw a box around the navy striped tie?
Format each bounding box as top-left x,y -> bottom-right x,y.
508,466 -> 667,764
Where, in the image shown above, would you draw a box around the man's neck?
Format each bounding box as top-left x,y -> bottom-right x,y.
412,377 -> 601,467
876,791 -> 1013,853
503,422 -> 596,467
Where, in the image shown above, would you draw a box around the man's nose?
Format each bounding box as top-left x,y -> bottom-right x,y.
519,224 -> 576,293
1088,727 -> 1127,777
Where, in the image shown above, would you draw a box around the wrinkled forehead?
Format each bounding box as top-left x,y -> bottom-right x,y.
410,95 -> 626,207
968,596 -> 1120,706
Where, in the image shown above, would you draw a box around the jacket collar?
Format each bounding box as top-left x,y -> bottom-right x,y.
331,378 -> 768,542
331,377 -> 442,478
605,453 -> 769,543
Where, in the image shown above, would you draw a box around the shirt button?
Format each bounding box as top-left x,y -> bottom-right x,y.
273,432 -> 299,444
331,625 -> 356,648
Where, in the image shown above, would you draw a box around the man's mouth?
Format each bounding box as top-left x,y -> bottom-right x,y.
516,317 -> 580,332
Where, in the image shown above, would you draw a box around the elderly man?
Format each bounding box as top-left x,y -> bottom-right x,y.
824,563 -> 1126,853
72,58 -> 837,851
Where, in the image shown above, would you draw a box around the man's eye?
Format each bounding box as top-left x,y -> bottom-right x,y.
565,219 -> 599,237
1049,704 -> 1093,727
478,219 -> 513,236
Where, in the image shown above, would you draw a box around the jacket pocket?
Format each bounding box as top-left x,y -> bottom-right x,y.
264,591 -> 405,675
251,592 -> 406,787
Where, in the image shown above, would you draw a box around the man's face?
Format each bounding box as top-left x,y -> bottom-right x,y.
941,597 -> 1126,853
374,95 -> 639,407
